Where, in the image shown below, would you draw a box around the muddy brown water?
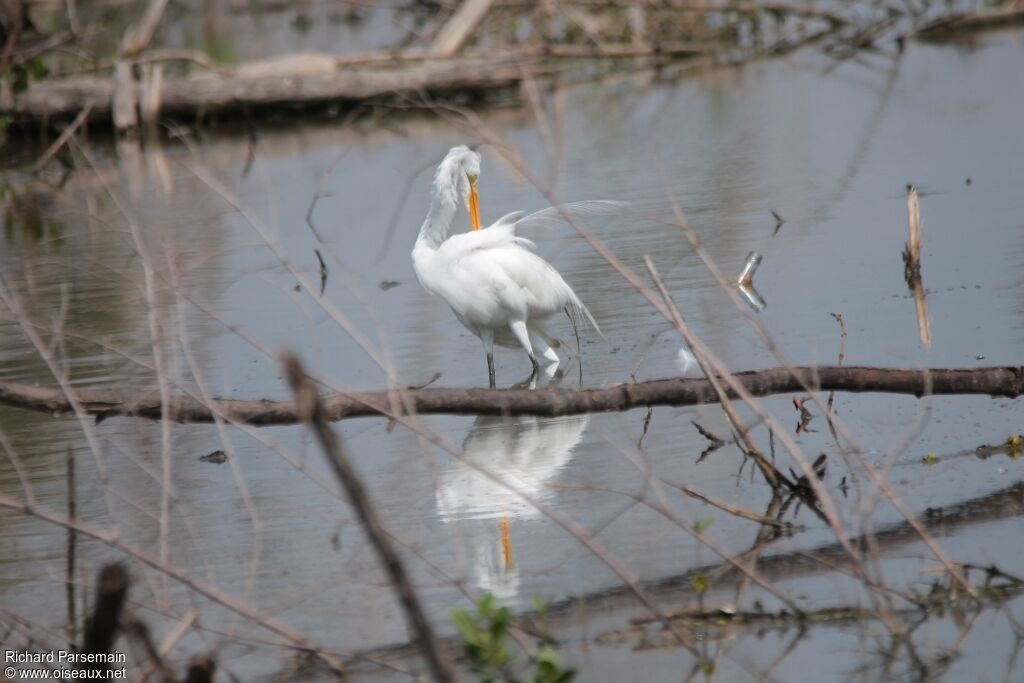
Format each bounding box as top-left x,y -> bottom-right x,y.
2,25 -> 1024,682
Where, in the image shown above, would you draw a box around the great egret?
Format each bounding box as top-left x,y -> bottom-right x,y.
412,145 -> 602,388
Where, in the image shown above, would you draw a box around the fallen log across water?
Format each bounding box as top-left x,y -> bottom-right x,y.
0,53 -> 544,128
0,365 -> 1020,426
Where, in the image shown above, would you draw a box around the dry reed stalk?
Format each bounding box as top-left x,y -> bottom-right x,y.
681,486 -> 793,528
906,186 -> 921,269
903,186 -> 932,348
31,101 -> 94,174
432,0 -> 497,57
119,0 -> 171,57
282,352 -> 455,683
65,447 -> 77,644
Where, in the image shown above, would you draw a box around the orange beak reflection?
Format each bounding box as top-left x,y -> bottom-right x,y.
468,176 -> 481,230
500,514 -> 514,569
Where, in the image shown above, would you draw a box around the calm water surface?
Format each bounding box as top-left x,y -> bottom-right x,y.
1,28 -> 1023,681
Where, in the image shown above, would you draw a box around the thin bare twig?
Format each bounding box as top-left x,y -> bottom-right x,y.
65,448 -> 77,644
826,312 -> 847,416
120,0 -> 172,57
681,485 -> 795,529
31,102 -> 94,174
282,352 -> 455,683
431,0 -> 497,57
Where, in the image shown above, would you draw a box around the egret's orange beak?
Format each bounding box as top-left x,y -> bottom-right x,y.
467,175 -> 481,230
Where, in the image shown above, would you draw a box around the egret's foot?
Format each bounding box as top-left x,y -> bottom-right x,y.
510,375 -> 536,390
531,362 -> 560,389
514,362 -> 541,390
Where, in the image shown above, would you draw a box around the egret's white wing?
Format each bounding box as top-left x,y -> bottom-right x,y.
512,201 -> 623,336
437,220 -> 535,263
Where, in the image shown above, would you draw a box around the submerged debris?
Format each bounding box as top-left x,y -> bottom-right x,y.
737,251 -> 766,312
597,573 -> 1024,650
976,435 -> 1024,460
314,248 -> 328,296
789,454 -> 827,494
199,450 -> 228,464
792,396 -> 814,435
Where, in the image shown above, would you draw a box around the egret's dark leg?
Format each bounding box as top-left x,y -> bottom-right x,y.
565,305 -> 584,386
481,328 -> 497,389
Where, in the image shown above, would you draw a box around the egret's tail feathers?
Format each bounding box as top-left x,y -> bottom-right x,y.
565,295 -> 603,341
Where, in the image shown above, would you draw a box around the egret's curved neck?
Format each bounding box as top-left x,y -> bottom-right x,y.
416,157 -> 461,251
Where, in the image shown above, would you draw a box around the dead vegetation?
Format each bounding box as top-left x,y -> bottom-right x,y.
2,129 -> 1023,677
0,3 -> 1023,682
0,0 -> 1018,131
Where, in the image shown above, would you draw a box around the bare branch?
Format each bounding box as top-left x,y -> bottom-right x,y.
282,352 -> 455,683
0,366 -> 1018,425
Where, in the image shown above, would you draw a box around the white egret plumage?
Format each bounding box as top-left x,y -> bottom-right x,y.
412,145 -> 605,388
435,412 -> 590,601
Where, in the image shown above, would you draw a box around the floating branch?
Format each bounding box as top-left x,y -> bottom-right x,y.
0,366 -> 1020,426
915,5 -> 1024,39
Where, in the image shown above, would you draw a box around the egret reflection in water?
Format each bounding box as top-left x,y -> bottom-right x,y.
436,411 -> 590,601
